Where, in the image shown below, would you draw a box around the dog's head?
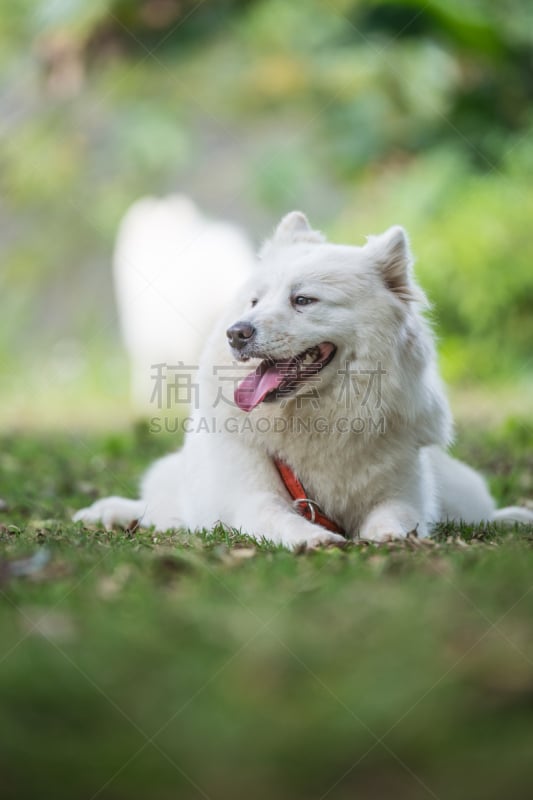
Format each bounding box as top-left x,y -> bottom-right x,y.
228,211 -> 429,413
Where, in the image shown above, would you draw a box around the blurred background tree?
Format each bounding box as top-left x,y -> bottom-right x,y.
1,0 -> 532,425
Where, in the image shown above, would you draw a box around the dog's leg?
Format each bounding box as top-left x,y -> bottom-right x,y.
231,493 -> 346,550
492,506 -> 533,524
181,434 -> 345,550
73,497 -> 147,529
427,446 -> 496,522
359,500 -> 426,542
73,446 -> 345,547
159,439 -> 347,549
74,452 -> 186,532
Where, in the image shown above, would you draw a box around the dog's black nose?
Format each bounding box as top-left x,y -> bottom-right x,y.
226,321 -> 256,350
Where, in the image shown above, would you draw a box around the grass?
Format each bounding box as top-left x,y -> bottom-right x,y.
1,420 -> 533,800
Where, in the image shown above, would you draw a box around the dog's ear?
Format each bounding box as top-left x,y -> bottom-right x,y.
272,211 -> 325,245
367,226 -> 423,303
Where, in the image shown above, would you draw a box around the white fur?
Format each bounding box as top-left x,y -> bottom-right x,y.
75,212 -> 533,547
114,195 -> 254,409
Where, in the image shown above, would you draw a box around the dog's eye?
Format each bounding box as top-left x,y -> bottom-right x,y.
251,299 -> 258,307
292,295 -> 317,307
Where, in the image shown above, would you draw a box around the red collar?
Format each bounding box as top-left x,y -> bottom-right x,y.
274,457 -> 346,537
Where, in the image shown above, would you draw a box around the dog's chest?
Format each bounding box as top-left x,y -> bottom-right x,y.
265,427 -> 394,533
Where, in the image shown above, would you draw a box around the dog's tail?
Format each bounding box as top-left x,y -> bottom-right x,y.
492,506 -> 533,525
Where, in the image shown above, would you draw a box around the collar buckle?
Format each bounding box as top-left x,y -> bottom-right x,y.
292,497 -> 322,525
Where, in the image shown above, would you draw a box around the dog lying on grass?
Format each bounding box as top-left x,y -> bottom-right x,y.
74,212 -> 533,548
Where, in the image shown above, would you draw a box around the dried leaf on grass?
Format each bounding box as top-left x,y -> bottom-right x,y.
5,548 -> 51,577
0,548 -> 72,585
20,606 -> 75,642
97,564 -> 133,599
215,545 -> 258,566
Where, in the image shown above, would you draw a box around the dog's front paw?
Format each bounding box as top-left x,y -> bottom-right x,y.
360,526 -> 403,543
359,502 -> 425,543
73,497 -> 147,529
305,530 -> 347,550
359,513 -> 410,543
281,527 -> 346,551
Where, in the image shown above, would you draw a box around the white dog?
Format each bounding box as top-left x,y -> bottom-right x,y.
75,212 -> 533,548
114,195 -> 254,409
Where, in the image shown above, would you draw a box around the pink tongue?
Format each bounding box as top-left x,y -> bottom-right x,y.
234,364 -> 285,412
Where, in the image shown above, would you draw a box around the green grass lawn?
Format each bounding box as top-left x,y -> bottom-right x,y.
1,421 -> 533,800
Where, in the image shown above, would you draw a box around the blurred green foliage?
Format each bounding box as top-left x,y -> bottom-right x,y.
1,0 -> 533,408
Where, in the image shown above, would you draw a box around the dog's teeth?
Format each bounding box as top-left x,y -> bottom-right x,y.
301,349 -> 318,365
